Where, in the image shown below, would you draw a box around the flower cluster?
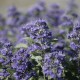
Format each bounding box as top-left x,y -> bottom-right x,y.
0,38 -> 13,79
68,19 -> 80,52
42,51 -> 65,79
12,48 -> 36,80
21,20 -> 53,49
46,4 -> 63,27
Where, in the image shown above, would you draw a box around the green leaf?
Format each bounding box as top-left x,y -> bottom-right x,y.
35,56 -> 42,61
5,77 -> 9,80
24,37 -> 34,44
48,76 -> 52,80
15,43 -> 27,48
31,56 -> 42,61
31,55 -> 42,66
39,77 -> 44,80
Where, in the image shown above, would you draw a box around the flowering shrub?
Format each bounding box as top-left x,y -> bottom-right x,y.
0,0 -> 80,80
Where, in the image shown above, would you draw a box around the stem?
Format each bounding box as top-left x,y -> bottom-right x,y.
44,74 -> 46,80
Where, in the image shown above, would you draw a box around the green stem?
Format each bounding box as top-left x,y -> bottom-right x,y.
44,74 -> 46,80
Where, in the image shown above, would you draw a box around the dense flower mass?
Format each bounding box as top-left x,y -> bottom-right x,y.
42,51 -> 64,79
11,48 -> 36,80
0,0 -> 80,80
21,19 -> 53,49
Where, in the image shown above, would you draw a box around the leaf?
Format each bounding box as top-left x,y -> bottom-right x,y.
15,43 -> 27,48
5,77 -> 9,80
35,56 -> 42,61
39,77 -> 44,80
31,56 -> 42,61
31,55 -> 42,66
24,37 -> 34,44
48,76 -> 52,80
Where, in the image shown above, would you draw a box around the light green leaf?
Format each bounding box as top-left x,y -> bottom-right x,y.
24,37 -> 34,43
39,77 -> 44,80
15,43 -> 27,48
31,56 -> 42,61
35,56 -> 42,61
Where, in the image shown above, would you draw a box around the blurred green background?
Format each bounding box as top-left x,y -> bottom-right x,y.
0,0 -> 80,16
